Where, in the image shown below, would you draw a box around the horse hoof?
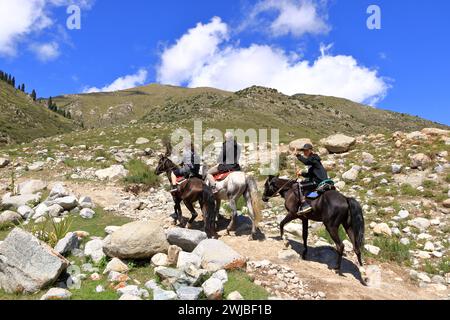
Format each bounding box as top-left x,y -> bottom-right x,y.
186,223 -> 193,229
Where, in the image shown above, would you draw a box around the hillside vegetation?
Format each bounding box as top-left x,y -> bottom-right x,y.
53,85 -> 448,143
0,81 -> 77,145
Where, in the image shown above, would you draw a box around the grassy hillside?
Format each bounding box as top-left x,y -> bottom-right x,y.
54,84 -> 448,143
0,81 -> 77,144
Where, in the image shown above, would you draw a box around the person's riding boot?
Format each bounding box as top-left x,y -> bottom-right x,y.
298,201 -> 313,215
170,187 -> 178,195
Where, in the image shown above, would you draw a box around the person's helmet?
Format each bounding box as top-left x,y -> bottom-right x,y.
224,131 -> 234,142
300,143 -> 314,151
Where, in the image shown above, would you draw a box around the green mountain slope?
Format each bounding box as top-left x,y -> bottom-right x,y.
54,84 -> 448,142
0,81 -> 77,145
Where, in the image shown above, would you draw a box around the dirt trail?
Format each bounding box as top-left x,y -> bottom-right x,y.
14,179 -> 444,301
222,234 -> 443,300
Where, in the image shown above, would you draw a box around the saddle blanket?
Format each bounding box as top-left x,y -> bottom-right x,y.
213,171 -> 232,182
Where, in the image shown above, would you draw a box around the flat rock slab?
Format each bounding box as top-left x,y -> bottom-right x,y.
192,239 -> 246,272
0,228 -> 69,294
166,228 -> 208,252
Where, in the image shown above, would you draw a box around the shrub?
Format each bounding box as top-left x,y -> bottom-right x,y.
400,184 -> 420,197
371,237 -> 411,265
124,159 -> 160,187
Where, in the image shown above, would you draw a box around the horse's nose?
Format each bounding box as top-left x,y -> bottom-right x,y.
262,196 -> 269,203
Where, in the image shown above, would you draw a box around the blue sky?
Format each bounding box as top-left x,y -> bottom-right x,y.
0,0 -> 449,125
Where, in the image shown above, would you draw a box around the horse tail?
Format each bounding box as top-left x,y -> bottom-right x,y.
202,184 -> 217,238
245,175 -> 262,225
347,197 -> 365,252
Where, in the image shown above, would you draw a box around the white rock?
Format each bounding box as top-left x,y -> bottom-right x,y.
176,286 -> 203,300
153,288 -> 178,300
373,223 -> 392,237
41,288 -> 72,300
398,210 -> 410,220
84,239 -> 105,264
54,232 -> 79,255
104,258 -> 129,274
202,278 -> 224,300
28,161 -> 45,171
17,180 -> 47,195
408,218 -> 431,231
105,226 -> 121,234
320,134 -> 356,153
95,165 -> 129,181
80,208 -> 95,219
211,269 -> 228,284
227,291 -> 244,300
151,253 -> 169,267
177,252 -> 202,270
423,242 -> 435,252
135,137 -> 150,145
17,205 -> 34,219
364,244 -> 381,256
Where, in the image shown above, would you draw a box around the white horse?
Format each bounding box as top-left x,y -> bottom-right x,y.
203,165 -> 262,240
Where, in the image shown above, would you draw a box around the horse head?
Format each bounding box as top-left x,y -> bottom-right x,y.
262,175 -> 279,202
155,154 -> 174,176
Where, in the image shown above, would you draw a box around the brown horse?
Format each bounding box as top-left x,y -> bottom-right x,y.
262,176 -> 365,274
155,155 -> 217,238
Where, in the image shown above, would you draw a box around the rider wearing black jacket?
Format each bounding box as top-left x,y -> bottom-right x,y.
296,144 -> 329,214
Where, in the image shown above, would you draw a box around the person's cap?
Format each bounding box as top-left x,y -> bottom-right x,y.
300,143 -> 314,151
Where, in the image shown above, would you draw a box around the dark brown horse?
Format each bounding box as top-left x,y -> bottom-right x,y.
155,155 -> 217,238
262,176 -> 365,273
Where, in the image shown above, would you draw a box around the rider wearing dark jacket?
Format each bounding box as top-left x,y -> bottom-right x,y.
296,144 -> 329,215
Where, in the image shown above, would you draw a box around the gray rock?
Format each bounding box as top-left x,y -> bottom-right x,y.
135,137 -> 150,145
103,258 -> 129,274
192,239 -> 246,272
0,228 -> 69,293
32,203 -> 49,220
84,239 -> 105,264
391,164 -> 403,174
52,196 -> 78,211
80,208 -> 95,219
211,269 -> 228,284
1,193 -> 41,210
0,210 -> 22,226
151,253 -> 169,267
117,285 -> 149,298
342,166 -> 360,182
166,228 -> 208,252
103,221 -> 169,259
17,205 -> 34,219
153,288 -> 178,300
48,204 -> 64,217
40,288 -> 72,300
154,266 -> 197,289
17,180 -> 47,195
95,165 -> 129,181
408,218 -> 431,231
202,278 -> 224,300
0,158 -> 10,168
320,134 -> 356,153
28,161 -> 45,171
48,184 -> 69,200
79,196 -> 95,209
278,249 -> 300,262
177,252 -> 202,270
54,232 -> 79,256
176,286 -> 203,300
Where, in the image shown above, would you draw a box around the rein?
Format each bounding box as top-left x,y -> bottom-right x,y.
268,179 -> 296,199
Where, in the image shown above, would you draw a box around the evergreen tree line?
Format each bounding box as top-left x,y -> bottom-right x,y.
0,69 -> 36,101
47,97 -> 72,119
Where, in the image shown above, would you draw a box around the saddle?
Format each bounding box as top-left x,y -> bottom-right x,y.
213,171 -> 233,182
305,179 -> 335,200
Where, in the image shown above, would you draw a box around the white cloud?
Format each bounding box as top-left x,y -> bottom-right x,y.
248,0 -> 330,37
157,16 -> 228,85
83,69 -> 148,93
157,18 -> 389,105
29,41 -> 60,61
0,0 -> 94,57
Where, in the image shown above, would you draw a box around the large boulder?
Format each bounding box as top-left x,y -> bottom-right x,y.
421,128 -> 449,137
166,228 -> 208,252
54,232 -> 79,256
289,139 -> 313,153
410,153 -> 432,169
192,239 -> 246,272
16,180 -> 47,195
0,228 -> 69,293
320,134 -> 356,153
0,211 -> 22,226
95,165 -> 129,181
0,193 -> 41,210
103,221 -> 169,259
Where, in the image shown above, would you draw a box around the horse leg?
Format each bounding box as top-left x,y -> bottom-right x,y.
280,212 -> 298,247
344,221 -> 363,267
326,225 -> 345,274
184,201 -> 198,229
301,218 -> 309,260
244,193 -> 257,241
226,198 -> 238,235
174,199 -> 183,226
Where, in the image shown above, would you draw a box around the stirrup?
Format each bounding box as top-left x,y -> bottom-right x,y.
298,204 -> 312,215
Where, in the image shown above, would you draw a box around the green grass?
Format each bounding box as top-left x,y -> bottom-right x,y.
124,159 -> 160,187
400,184 -> 420,197
368,237 -> 411,265
423,257 -> 450,276
316,225 -> 348,244
224,270 -> 269,300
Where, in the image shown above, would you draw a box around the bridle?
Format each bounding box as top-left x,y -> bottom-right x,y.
265,178 -> 296,200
